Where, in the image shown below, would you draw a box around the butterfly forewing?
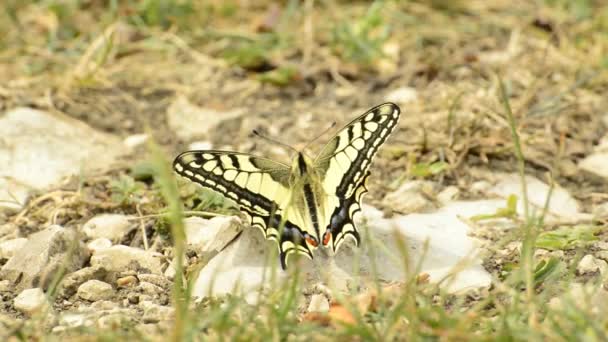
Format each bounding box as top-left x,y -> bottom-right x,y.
314,103 -> 401,251
173,151 -> 316,267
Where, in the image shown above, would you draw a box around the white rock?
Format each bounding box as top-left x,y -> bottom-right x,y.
0,238 -> 27,259
307,294 -> 330,313
192,227 -> 287,304
137,274 -> 169,289
193,200 -> 497,302
98,312 -> 135,329
548,283 -> 608,316
489,173 -> 581,220
90,245 -> 163,274
0,108 -> 125,206
167,96 -> 244,140
349,201 -> 495,292
577,255 -> 608,275
82,214 -> 133,241
0,178 -> 30,212
188,141 -> 213,150
578,135 -> 608,179
14,288 -> 49,316
59,266 -> 108,298
141,301 -> 174,323
470,180 -> 491,193
77,280 -> 114,301
0,225 -> 88,290
385,87 -> 418,104
595,241 -> 608,251
0,280 -> 10,291
579,153 -> 608,178
87,238 -> 112,253
58,313 -> 94,328
185,216 -> 242,253
138,281 -> 164,296
594,202 -> 608,218
383,180 -> 434,213
123,134 -> 149,149
437,186 -> 459,204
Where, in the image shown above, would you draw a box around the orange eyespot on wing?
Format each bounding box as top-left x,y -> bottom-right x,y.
322,231 -> 331,246
305,235 -> 319,247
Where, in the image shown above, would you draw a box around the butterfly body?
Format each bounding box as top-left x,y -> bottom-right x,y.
174,103 -> 400,269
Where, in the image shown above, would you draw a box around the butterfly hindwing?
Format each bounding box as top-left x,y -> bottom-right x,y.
314,103 -> 400,251
173,151 -> 315,266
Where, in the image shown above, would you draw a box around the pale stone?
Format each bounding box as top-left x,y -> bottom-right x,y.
0,178 -> 30,212
82,214 -> 134,241
193,200 -> 498,303
141,301 -> 174,323
593,202 -> 608,219
385,87 -> 418,104
383,180 -> 434,214
470,180 -> 491,193
0,225 -> 88,291
14,288 -> 49,316
489,173 -> 581,220
192,227 -> 287,304
123,134 -> 149,149
87,238 -> 112,253
167,96 -> 244,140
0,238 -> 27,259
77,280 -> 114,301
58,313 -> 93,328
188,141 -> 213,150
577,255 -> 608,275
138,281 -> 164,296
0,108 -> 125,209
90,245 -> 163,274
59,266 -> 108,298
137,274 -> 170,289
579,153 -> 608,178
0,280 -> 10,292
307,294 -> 330,313
185,216 -> 243,253
437,186 -> 460,204
578,135 -> 608,179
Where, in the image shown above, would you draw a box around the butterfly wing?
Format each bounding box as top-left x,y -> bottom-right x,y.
314,102 -> 401,251
173,151 -> 315,268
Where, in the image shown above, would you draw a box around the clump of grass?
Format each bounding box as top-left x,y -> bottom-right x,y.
109,174 -> 146,206
330,1 -> 391,65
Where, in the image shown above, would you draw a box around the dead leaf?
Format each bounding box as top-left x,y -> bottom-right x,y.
302,312 -> 332,327
328,303 -> 356,326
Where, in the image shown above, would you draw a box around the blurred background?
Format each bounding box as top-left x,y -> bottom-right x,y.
2,0 -> 607,217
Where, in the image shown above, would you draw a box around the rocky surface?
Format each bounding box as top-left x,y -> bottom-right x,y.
0,225 -> 88,291
90,245 -> 163,275
579,135 -> 608,179
14,288 -> 50,317
184,216 -> 243,253
82,214 -> 135,242
489,173 -> 584,221
0,107 -> 126,212
77,280 -> 114,301
0,238 -> 27,259
167,96 -> 245,140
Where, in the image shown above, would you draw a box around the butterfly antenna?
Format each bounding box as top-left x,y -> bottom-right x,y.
252,129 -> 299,154
302,121 -> 337,151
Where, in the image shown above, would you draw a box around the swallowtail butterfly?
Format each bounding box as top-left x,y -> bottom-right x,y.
174,103 -> 400,269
